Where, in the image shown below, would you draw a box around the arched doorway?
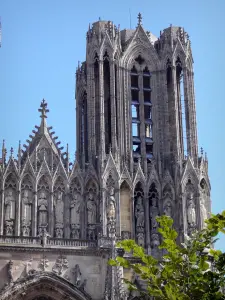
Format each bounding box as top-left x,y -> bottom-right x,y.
0,272 -> 91,300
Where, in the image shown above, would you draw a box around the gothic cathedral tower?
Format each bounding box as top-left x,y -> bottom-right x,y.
76,14 -> 211,253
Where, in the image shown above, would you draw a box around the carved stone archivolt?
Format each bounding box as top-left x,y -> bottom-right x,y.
0,272 -> 92,300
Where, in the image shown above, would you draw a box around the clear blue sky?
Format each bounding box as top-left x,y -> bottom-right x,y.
0,0 -> 224,249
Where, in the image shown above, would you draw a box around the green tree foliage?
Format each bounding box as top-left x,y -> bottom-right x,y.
109,212 -> 225,299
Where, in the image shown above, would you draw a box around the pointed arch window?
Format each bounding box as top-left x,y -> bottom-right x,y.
81,91 -> 88,163
130,62 -> 153,162
176,57 -> 187,156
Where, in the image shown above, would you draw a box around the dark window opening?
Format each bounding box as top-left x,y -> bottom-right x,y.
81,92 -> 88,164
144,106 -> 152,120
146,144 -> 153,157
144,90 -> 151,103
131,75 -> 138,89
103,53 -> 111,153
132,90 -> 139,103
176,57 -> 187,156
115,65 -> 118,144
143,76 -> 151,89
94,59 -> 100,156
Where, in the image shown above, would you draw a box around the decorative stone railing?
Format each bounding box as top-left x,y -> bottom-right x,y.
47,238 -> 97,248
0,236 -> 97,248
0,236 -> 41,245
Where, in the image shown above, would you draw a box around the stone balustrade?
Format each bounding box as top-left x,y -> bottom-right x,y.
0,235 -> 97,248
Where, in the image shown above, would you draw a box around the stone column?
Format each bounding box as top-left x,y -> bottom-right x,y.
0,189 -> 4,235
49,191 -> 54,236
145,193 -> 151,253
87,63 -> 93,162
168,66 -> 182,165
64,192 -> 70,239
33,191 -> 37,236
188,70 -> 198,165
15,190 -> 21,235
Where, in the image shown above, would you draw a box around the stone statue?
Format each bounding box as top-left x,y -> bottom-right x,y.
38,191 -> 48,227
135,196 -> 145,228
200,198 -> 207,228
5,189 -> 15,221
21,189 -> 32,226
8,260 -> 13,284
151,233 -> 160,248
137,232 -> 145,247
71,224 -> 80,239
150,196 -> 159,231
73,264 -> 82,287
187,194 -> 196,225
70,193 -> 80,225
107,187 -> 116,221
87,191 -> 96,224
164,201 -> 172,217
55,191 -> 64,225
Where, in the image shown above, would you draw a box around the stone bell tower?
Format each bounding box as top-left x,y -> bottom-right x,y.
76,13 -> 211,251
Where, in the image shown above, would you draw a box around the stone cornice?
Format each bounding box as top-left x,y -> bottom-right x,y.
0,245 -> 110,257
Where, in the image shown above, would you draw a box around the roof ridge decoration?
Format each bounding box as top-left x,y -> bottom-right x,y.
19,100 -> 69,170
137,12 -> 142,27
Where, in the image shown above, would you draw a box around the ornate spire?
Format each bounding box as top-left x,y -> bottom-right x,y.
66,143 -> 70,174
200,147 -> 204,157
10,147 -> 13,157
38,99 -> 49,134
137,13 -> 142,26
1,139 -> 6,168
18,140 -> 21,171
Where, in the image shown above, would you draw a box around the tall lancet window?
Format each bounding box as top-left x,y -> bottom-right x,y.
94,54 -> 100,155
131,60 -> 153,162
166,59 -> 173,154
131,66 -> 141,162
143,66 -> 153,158
176,57 -> 187,157
115,63 -> 119,144
103,51 -> 111,153
81,91 -> 88,163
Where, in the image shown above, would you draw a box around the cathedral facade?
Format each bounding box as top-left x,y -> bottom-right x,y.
0,15 -> 210,300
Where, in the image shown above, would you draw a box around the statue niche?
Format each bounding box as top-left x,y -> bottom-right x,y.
54,190 -> 64,238
86,184 -> 97,240
21,189 -> 33,236
134,182 -> 145,247
162,186 -> 173,218
37,190 -> 49,233
187,193 -> 196,227
106,187 -> 116,221
70,192 -> 81,239
135,196 -> 145,228
4,188 -> 16,236
87,190 -> 96,225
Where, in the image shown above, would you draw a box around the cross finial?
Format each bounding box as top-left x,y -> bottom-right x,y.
38,99 -> 49,119
200,147 -> 204,156
10,147 -> 13,157
137,13 -> 142,26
